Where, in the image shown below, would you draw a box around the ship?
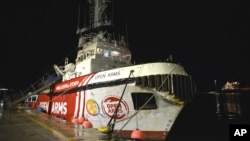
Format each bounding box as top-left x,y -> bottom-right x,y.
221,81 -> 250,93
24,0 -> 196,140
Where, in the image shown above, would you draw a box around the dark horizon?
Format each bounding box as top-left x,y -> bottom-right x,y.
1,0 -> 250,92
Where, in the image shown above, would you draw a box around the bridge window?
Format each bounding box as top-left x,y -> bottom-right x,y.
103,49 -> 109,57
31,95 -> 38,102
110,51 -> 120,57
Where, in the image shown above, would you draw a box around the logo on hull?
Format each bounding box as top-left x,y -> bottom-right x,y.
101,96 -> 129,119
51,102 -> 67,115
86,99 -> 100,116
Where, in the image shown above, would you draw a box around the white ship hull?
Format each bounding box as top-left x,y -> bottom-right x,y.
38,62 -> 192,140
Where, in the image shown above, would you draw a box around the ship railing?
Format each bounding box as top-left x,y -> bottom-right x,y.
9,69 -> 60,109
9,83 -> 53,109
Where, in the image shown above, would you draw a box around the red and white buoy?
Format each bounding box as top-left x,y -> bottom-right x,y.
131,128 -> 144,141
71,117 -> 79,124
82,119 -> 93,128
78,117 -> 85,124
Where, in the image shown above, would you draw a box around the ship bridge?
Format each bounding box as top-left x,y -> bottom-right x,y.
72,34 -> 132,81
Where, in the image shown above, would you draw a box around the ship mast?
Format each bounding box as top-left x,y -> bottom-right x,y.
76,0 -> 112,48
77,0 -> 112,34
92,0 -> 111,28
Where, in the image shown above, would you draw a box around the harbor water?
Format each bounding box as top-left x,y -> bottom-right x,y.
167,91 -> 250,141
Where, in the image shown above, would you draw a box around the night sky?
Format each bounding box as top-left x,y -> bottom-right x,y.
1,0 -> 250,92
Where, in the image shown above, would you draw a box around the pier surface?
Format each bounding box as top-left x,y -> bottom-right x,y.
0,108 -> 102,141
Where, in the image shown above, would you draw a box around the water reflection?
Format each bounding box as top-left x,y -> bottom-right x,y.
0,100 -> 4,119
215,92 -> 241,120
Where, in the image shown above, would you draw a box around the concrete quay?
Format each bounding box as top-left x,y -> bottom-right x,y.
0,108 -> 104,141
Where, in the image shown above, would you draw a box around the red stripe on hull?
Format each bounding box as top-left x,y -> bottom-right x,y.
53,73 -> 95,93
49,73 -> 97,121
75,73 -> 96,119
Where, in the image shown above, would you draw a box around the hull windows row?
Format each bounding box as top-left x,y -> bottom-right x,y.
135,74 -> 196,102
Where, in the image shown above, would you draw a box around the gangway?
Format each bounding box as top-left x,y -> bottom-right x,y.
9,83 -> 52,109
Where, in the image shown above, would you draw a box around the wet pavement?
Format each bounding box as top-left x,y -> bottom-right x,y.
0,110 -> 61,140
0,108 -> 102,141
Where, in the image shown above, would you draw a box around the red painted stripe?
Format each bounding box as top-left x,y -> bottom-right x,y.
75,74 -> 92,118
82,73 -> 96,118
